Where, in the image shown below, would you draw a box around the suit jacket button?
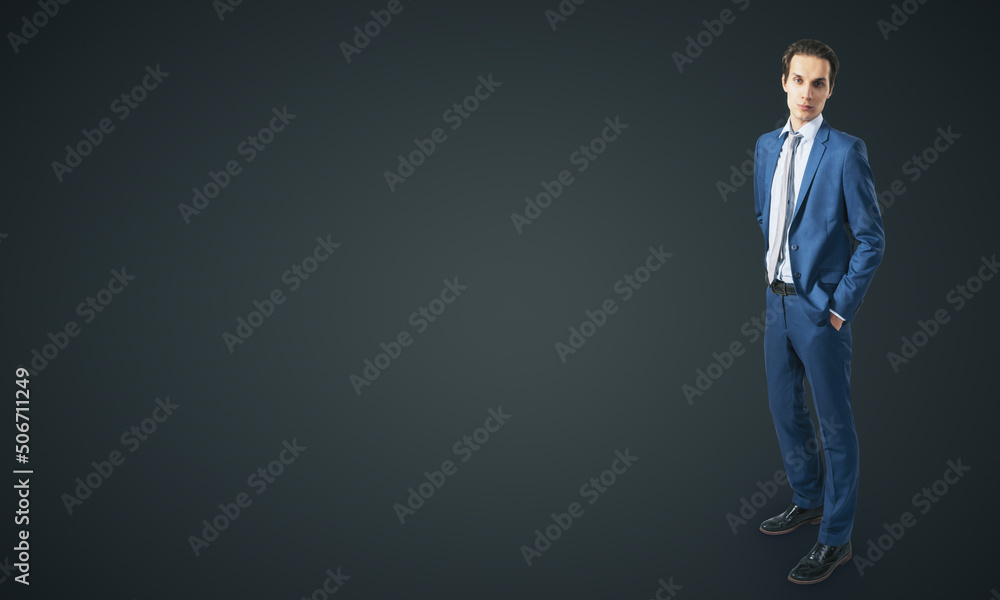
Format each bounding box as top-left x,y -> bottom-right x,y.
791,245 -> 798,250
794,272 -> 801,278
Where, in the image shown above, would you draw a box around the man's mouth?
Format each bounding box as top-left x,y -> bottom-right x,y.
797,104 -> 813,111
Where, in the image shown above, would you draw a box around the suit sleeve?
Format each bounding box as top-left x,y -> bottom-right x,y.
753,135 -> 767,238
830,138 -> 885,322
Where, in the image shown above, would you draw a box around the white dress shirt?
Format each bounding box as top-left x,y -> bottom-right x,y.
766,113 -> 845,321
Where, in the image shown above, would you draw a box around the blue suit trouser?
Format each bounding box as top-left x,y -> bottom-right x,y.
763,285 -> 858,546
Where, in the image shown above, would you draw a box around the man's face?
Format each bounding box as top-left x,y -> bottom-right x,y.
782,53 -> 833,130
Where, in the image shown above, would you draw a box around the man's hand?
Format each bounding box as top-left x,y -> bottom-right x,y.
830,313 -> 844,331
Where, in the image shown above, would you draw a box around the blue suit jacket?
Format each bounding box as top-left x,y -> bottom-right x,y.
754,119 -> 885,326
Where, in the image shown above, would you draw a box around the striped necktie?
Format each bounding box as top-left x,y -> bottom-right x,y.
767,131 -> 803,283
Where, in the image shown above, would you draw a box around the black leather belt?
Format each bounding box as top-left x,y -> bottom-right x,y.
770,280 -> 796,295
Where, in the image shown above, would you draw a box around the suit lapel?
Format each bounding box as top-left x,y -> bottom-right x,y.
790,120 -> 830,225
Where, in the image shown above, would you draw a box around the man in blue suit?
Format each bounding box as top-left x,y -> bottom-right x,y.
752,39 -> 885,585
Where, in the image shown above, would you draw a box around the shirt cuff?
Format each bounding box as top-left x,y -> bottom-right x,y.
829,309 -> 846,321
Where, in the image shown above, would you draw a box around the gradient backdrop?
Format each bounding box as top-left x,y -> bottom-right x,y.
2,0 -> 998,598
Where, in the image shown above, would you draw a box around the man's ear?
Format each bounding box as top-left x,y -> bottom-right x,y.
781,74 -> 787,92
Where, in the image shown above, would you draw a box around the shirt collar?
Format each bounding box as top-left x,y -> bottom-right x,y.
778,113 -> 824,142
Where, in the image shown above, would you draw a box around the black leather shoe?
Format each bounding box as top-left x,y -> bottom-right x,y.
788,541 -> 852,584
759,503 -> 823,535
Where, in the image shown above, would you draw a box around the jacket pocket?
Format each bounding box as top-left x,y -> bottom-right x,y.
816,269 -> 846,291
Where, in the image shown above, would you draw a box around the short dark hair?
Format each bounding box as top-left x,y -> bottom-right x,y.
781,39 -> 839,89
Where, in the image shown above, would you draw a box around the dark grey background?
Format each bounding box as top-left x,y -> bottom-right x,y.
2,0 -> 998,598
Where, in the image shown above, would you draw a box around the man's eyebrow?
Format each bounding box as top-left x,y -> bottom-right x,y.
791,72 -> 827,82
